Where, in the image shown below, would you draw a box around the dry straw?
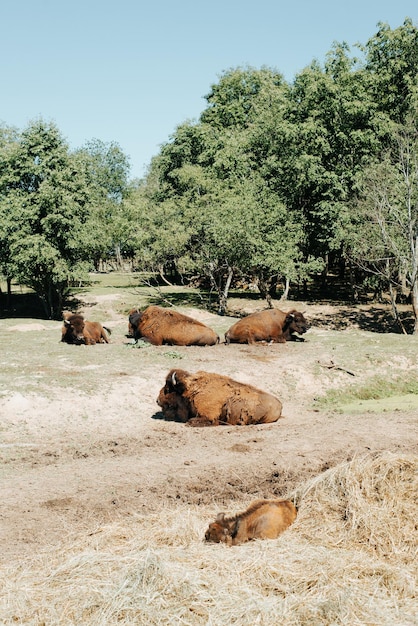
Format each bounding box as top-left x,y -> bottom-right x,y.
1,451 -> 416,625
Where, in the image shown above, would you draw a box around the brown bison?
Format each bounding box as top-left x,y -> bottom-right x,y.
157,368 -> 283,427
128,305 -> 219,346
225,308 -> 310,344
205,499 -> 297,546
61,313 -> 111,345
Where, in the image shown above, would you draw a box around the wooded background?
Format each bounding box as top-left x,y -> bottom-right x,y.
1,19 -> 417,330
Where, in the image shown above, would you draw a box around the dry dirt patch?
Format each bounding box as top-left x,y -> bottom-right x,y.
0,296 -> 417,624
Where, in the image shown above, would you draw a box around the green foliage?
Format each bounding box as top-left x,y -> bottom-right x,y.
347,109 -> 418,331
2,19 -> 418,324
201,66 -> 285,130
362,18 -> 418,124
0,119 -> 129,317
133,19 -> 418,319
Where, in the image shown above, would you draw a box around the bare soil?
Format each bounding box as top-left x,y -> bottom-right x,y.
1,292 -> 417,567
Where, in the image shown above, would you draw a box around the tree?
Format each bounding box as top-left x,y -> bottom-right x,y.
362,18 -> 418,125
0,119 -> 105,317
140,67 -> 310,311
201,66 -> 285,130
77,139 -> 131,270
348,113 -> 418,333
0,123 -> 20,303
275,44 -> 385,279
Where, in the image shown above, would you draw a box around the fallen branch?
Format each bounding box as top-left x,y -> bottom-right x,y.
317,360 -> 356,376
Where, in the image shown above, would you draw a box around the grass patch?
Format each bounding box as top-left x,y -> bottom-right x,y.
315,374 -> 418,413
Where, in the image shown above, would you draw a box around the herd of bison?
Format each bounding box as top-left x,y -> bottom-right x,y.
61,303 -> 311,544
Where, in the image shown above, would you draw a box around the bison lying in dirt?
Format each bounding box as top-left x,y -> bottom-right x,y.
128,305 -> 219,346
225,308 -> 310,344
157,369 -> 283,427
205,499 -> 298,545
61,313 -> 111,345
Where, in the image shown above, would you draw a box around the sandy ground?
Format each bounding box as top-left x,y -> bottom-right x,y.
1,296 -> 417,566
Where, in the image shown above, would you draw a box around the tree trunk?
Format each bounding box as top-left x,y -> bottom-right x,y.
257,277 -> 273,308
115,244 -> 123,271
412,280 -> 418,334
321,253 -> 329,286
7,277 -> 12,308
280,276 -> 290,301
388,280 -> 407,334
158,265 -> 174,286
218,266 -> 234,315
412,235 -> 418,334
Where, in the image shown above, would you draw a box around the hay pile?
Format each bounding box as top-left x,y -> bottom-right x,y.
1,452 -> 416,625
293,451 -> 417,563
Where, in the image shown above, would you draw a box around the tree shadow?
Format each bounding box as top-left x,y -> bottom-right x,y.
309,306 -> 415,334
147,291 -> 216,310
0,292 -> 46,320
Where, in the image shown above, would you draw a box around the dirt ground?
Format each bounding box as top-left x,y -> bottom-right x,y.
1,293 -> 417,567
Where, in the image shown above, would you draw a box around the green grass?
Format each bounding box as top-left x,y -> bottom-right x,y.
315,374 -> 418,413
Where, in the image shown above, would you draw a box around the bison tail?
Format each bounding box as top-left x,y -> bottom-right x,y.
224,332 -> 230,345
103,326 -> 112,335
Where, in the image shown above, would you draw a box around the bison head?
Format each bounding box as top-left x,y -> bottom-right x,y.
164,369 -> 189,394
128,310 -> 143,339
204,514 -> 234,545
62,314 -> 86,344
156,369 -> 192,422
283,311 -> 310,340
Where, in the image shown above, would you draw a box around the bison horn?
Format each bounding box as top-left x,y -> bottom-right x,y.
171,371 -> 177,386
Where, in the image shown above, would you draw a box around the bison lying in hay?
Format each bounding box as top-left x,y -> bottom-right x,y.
128,306 -> 219,346
157,369 -> 283,427
61,313 -> 111,345
205,499 -> 298,545
225,308 -> 310,344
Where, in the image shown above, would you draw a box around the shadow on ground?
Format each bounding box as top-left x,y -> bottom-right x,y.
309,306 -> 415,334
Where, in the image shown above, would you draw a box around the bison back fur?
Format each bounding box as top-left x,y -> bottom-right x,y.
157,369 -> 283,426
205,499 -> 297,545
129,305 -> 219,346
225,308 -> 309,344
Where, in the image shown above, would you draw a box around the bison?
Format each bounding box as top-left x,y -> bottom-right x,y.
205,499 -> 297,546
225,308 -> 310,345
157,368 -> 283,427
61,313 -> 111,345
128,305 -> 219,346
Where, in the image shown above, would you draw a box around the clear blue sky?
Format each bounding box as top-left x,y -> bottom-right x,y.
1,1 -> 416,180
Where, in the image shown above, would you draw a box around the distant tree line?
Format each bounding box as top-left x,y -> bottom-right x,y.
0,18 -> 417,331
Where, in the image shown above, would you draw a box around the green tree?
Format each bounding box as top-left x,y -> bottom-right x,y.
201,66 -> 285,130
348,112 -> 418,333
77,139 -> 131,270
278,45 -> 383,278
0,123 -> 20,302
362,17 -> 418,124
0,119 -> 105,317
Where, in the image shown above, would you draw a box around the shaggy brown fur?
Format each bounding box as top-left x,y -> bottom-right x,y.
61,314 -> 111,345
129,306 -> 219,346
205,499 -> 297,545
157,369 -> 283,427
225,309 -> 310,344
